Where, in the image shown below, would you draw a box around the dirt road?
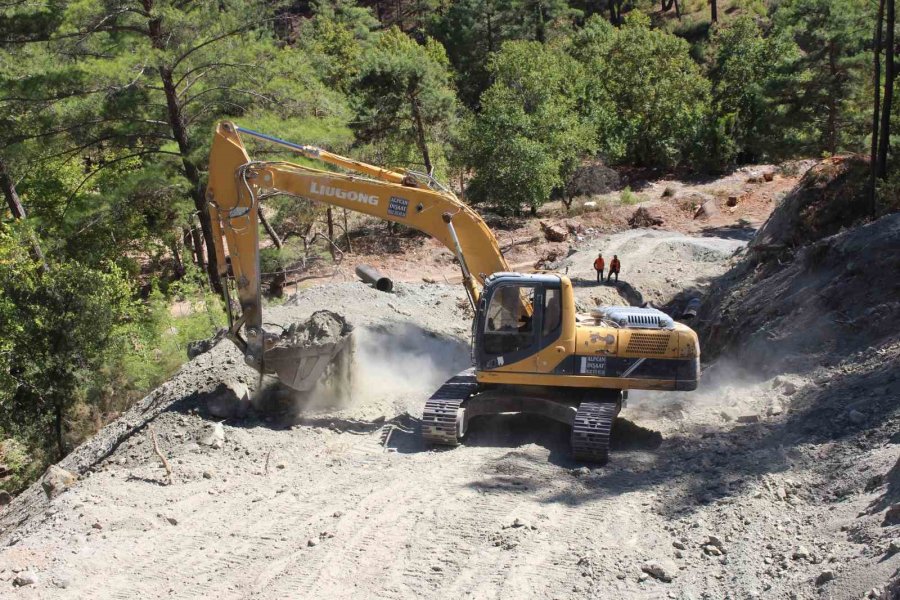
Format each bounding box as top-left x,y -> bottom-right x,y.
2,214 -> 898,599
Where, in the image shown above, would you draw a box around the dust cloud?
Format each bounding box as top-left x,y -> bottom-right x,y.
348,323 -> 471,412
260,321 -> 471,420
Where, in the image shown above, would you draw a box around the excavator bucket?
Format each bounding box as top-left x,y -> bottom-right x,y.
259,310 -> 354,392
264,335 -> 353,392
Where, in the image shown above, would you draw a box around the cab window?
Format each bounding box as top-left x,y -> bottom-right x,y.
483,285 -> 535,355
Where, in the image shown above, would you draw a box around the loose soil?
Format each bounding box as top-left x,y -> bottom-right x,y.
1,162 -> 898,600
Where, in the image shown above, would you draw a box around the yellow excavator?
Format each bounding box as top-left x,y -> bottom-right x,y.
206,122 -> 700,462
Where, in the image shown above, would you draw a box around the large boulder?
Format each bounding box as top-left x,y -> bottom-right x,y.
629,207 -> 664,228
41,465 -> 77,499
206,380 -> 252,419
540,221 -> 568,243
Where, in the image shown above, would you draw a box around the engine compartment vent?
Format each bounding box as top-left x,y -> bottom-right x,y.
626,332 -> 672,355
589,306 -> 675,330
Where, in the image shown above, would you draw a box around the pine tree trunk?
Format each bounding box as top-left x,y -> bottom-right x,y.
326,208 -> 336,259
55,403 -> 64,458
170,238 -> 185,278
871,0 -> 886,212
0,157 -> 26,220
827,43 -> 839,154
183,226 -> 198,265
190,223 -> 205,271
878,0 -> 895,180
710,0 -> 718,23
145,5 -> 221,294
258,206 -> 283,249
409,95 -> 433,174
1,155 -> 47,270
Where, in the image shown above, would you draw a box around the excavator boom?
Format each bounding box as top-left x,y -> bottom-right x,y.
206,121 -> 509,388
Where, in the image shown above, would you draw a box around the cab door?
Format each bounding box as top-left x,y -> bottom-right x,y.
475,283 -> 562,372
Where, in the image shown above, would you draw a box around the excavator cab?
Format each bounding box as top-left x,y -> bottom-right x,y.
475,273 -> 563,372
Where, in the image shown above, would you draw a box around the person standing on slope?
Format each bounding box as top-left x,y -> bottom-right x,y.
593,253 -> 605,283
609,255 -> 621,283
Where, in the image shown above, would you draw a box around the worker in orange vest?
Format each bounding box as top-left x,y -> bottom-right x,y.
609,255 -> 621,283
593,253 -> 605,283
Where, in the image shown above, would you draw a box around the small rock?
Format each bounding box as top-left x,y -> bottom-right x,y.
848,410 -> 866,425
887,540 -> 900,555
641,560 -> 676,582
307,538 -> 318,547
793,546 -> 810,560
276,463 -> 286,470
885,504 -> 900,526
431,565 -> 443,572
511,518 -> 526,528
704,545 -> 722,556
782,382 -> 798,396
763,171 -> 775,182
672,540 -> 686,550
0,491 -> 11,506
725,196 -> 739,207
815,570 -> 835,585
332,511 -> 343,518
91,522 -> 102,530
202,471 -> 213,479
41,465 -> 77,500
13,571 -> 37,587
693,200 -> 719,221
165,516 -> 178,526
776,487 -> 788,501
768,400 -> 784,416
200,422 -> 226,449
571,467 -> 590,477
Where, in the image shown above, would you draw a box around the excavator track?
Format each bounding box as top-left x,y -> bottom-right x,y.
570,401 -> 620,463
421,369 -> 478,446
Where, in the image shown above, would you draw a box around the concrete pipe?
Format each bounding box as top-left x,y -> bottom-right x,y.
682,297 -> 702,320
355,264 -> 393,293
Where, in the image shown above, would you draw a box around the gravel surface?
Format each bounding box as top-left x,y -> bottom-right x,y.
0,189 -> 897,598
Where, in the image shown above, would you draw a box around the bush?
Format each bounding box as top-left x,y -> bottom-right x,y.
570,14 -> 711,168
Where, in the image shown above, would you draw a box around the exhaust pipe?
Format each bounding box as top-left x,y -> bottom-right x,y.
355,264 -> 393,292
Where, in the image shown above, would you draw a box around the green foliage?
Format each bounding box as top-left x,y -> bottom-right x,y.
708,16 -> 779,163
429,0 -> 580,108
352,28 -> 458,174
108,274 -> 225,402
463,41 -> 595,212
570,14 -> 711,168
296,0 -> 379,93
768,0 -> 872,155
619,186 -> 639,205
0,225 -> 136,462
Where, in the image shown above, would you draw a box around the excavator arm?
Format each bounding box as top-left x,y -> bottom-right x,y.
205,121 -> 509,383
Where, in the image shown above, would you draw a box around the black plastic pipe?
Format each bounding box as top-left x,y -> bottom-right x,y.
355,264 -> 393,292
